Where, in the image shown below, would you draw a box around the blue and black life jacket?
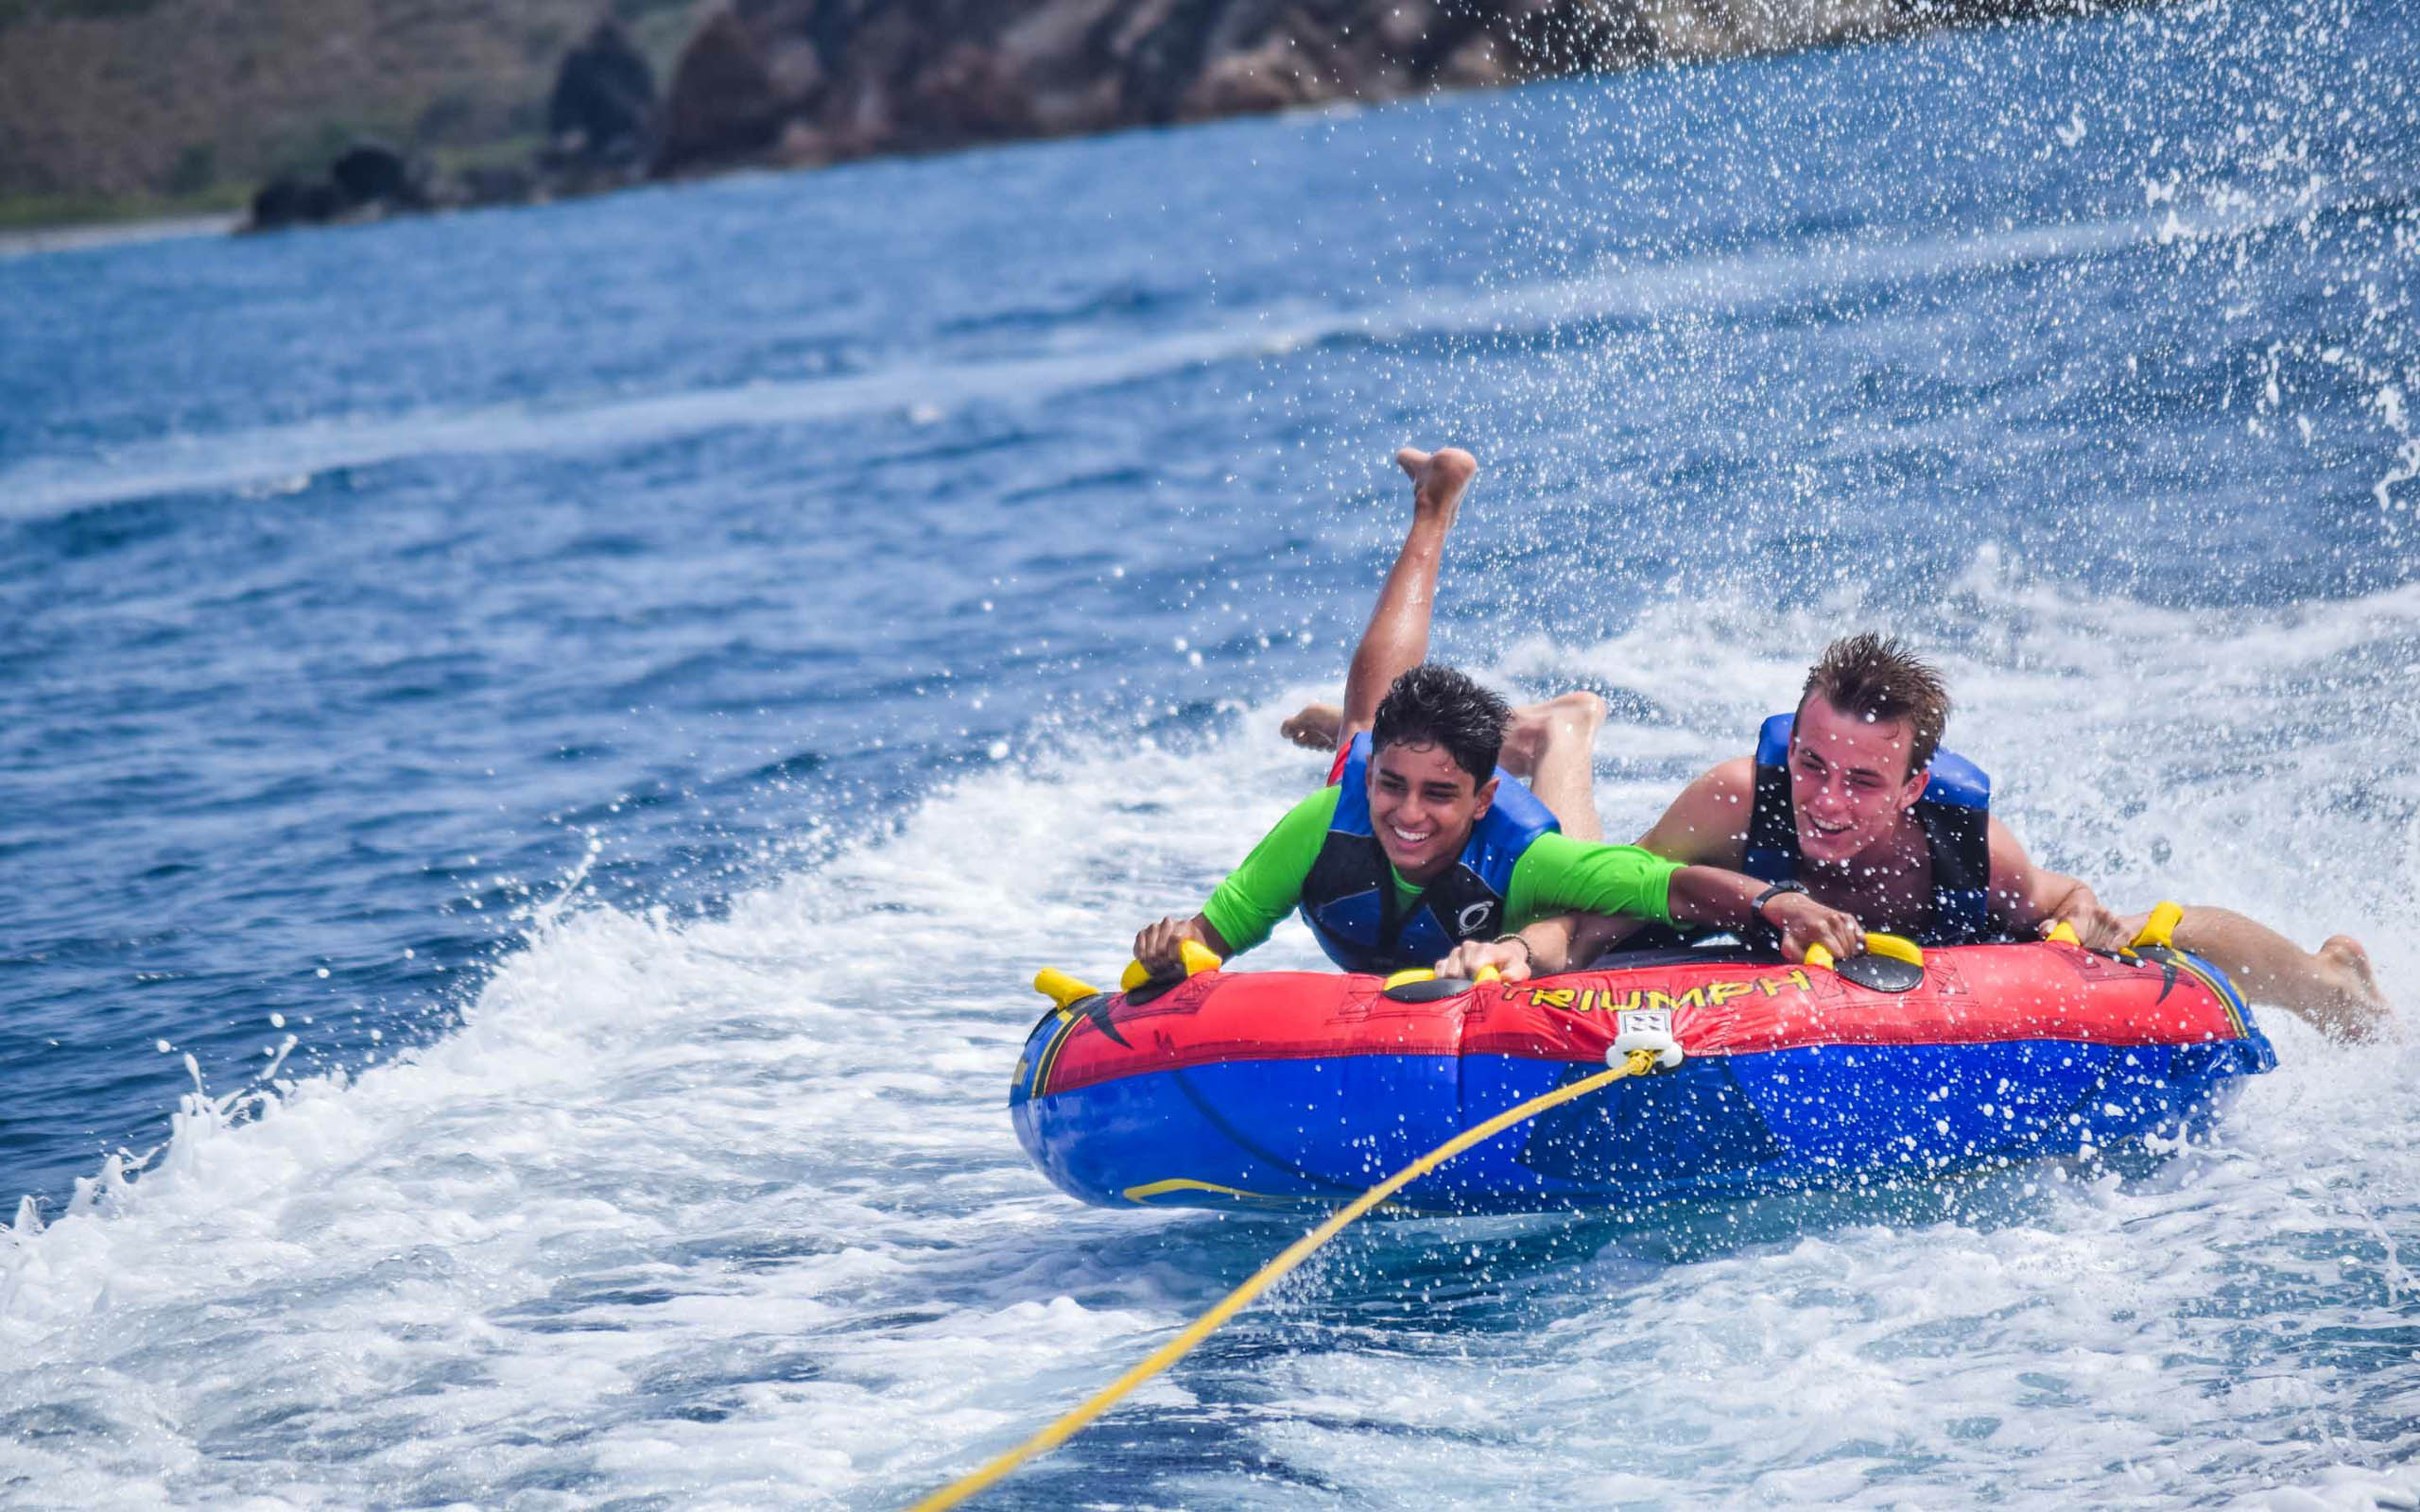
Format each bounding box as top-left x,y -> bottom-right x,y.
1298,733 -> 1560,975
1744,713 -> 1996,945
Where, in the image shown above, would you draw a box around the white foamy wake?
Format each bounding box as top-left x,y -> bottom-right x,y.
4,570 -> 2416,1508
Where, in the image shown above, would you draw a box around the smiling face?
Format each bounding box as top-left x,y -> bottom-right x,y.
1788,694 -> 1931,866
1367,739 -> 1496,884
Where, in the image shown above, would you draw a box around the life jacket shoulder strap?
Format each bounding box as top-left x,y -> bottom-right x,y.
1920,746 -> 1990,809
1332,732 -> 1376,825
1745,713 -> 1799,884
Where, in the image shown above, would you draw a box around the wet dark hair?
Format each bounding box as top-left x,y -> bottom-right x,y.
1800,632 -> 1951,775
1371,663 -> 1511,783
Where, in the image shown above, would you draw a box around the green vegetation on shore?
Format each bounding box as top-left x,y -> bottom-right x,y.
0,184 -> 248,232
0,0 -> 702,231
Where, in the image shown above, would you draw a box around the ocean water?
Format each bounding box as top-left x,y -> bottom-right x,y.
4,0 -> 2418,1503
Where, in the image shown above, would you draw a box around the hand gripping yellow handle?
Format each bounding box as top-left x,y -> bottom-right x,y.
2045,921 -> 2081,946
1119,937 -> 1222,993
1801,933 -> 1923,975
2131,901 -> 2183,951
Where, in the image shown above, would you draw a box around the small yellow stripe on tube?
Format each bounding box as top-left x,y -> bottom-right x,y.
1120,1177 -> 1269,1202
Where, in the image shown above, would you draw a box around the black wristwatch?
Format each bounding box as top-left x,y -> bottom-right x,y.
1747,881 -> 1808,952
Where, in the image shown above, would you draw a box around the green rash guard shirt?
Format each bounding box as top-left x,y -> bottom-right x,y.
1200,783 -> 1683,957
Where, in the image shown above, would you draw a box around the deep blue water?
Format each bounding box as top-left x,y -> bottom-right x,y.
4,0 -> 2419,1504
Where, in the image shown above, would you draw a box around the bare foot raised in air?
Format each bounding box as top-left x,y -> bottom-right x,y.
1396,446 -> 1478,530
2315,935 -> 2393,1040
1281,702 -> 1343,751
1501,691 -> 1607,780
1278,444 -> 1478,757
1318,444 -> 1483,753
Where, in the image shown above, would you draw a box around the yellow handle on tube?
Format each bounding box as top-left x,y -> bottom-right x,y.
1033,969 -> 1103,1009
1383,964 -> 1497,993
1863,934 -> 1925,967
1119,937 -> 1224,993
2131,901 -> 2183,951
1800,936 -> 1918,974
2045,920 -> 2081,946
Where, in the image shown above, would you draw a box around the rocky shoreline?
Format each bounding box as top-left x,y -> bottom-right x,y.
245,0 -> 2104,231
245,19 -> 661,231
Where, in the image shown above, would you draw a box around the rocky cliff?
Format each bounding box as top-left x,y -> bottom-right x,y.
0,0 -> 2102,226
649,0 -> 2080,177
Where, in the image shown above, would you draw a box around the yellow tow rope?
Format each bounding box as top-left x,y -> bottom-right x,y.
906,1046 -> 1667,1511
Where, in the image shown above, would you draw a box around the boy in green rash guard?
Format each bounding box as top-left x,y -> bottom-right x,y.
1130,447 -> 1865,982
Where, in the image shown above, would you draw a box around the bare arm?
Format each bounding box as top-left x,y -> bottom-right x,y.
1440,760 -> 1767,979
1443,862 -> 1863,978
1983,817 -> 2128,949
1561,759 -> 1767,960
1634,757 -> 1761,867
1667,866 -> 1864,962
1339,448 -> 1476,744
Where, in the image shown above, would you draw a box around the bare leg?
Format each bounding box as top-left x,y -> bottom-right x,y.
1336,447 -> 1479,745
1500,692 -> 1608,840
2136,904 -> 2392,1040
1281,448 -> 1613,832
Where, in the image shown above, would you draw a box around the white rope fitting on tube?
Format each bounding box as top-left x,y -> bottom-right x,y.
1612,1008 -> 1685,1070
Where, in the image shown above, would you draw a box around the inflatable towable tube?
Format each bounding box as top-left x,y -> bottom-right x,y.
1010,940 -> 2273,1214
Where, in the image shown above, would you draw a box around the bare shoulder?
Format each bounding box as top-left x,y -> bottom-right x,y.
1982,814 -> 2036,888
1695,757 -> 1757,803
1982,814 -> 2052,914
1635,759 -> 1756,864
1982,814 -> 2065,928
